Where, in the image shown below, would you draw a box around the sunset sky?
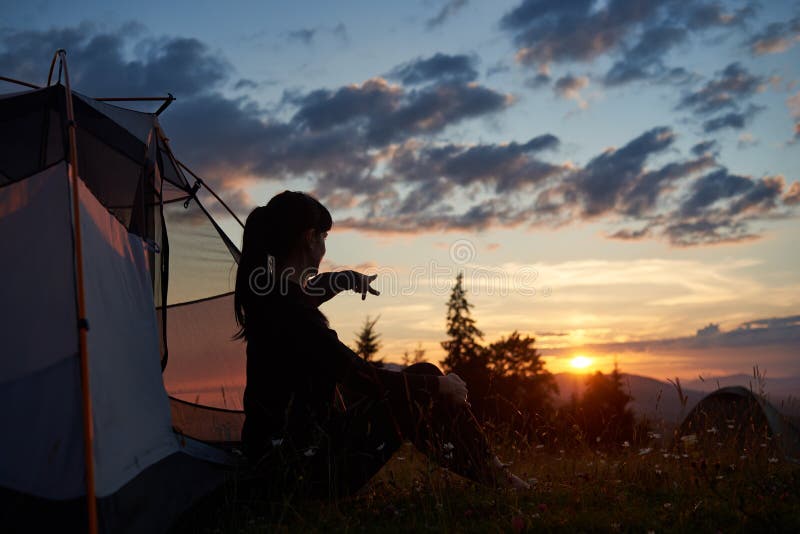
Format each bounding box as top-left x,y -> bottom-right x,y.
3,0 -> 799,379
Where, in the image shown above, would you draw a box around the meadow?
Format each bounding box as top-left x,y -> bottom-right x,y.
172,424 -> 800,533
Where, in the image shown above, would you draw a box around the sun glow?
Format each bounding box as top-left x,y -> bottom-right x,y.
570,355 -> 593,370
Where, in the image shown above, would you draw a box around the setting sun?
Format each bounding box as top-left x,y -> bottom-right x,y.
570,355 -> 593,371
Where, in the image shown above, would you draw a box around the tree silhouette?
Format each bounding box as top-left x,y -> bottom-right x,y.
576,364 -> 635,445
354,315 -> 383,365
441,272 -> 484,374
482,331 -> 557,429
401,343 -> 427,366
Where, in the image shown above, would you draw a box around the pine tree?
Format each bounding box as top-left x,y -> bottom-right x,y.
401,343 -> 427,366
578,363 -> 635,444
483,331 -> 557,426
354,315 -> 382,363
441,272 -> 484,373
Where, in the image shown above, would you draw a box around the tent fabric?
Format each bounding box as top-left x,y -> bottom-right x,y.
0,79 -> 247,530
1,446 -> 230,534
76,175 -> 179,497
676,386 -> 800,462
0,163 -> 179,499
0,164 -> 77,382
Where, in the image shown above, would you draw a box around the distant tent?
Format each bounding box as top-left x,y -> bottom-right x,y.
675,386 -> 800,463
0,52 -> 248,532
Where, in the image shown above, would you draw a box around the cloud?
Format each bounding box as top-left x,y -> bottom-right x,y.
500,0 -> 755,86
680,169 -> 757,216
788,91 -> 800,138
737,132 -> 758,149
524,72 -> 551,89
387,53 -> 479,85
486,60 -> 511,77
678,63 -> 764,115
691,140 -> 718,157
565,127 -> 678,217
0,24 -> 230,96
784,182 -> 800,205
286,23 -> 348,45
5,23 -> 795,247
290,77 -> 512,146
426,0 -> 469,29
287,28 -> 316,45
702,104 -> 762,133
678,63 -> 766,132
543,313 -> 800,377
604,25 -> 688,86
553,73 -> 589,108
748,15 -> 800,55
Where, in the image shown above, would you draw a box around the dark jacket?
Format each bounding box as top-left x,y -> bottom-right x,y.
241,280 -> 439,461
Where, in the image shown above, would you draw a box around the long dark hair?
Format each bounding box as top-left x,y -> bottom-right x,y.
234,190 -> 332,339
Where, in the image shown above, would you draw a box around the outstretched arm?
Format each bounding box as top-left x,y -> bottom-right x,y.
305,270 -> 380,307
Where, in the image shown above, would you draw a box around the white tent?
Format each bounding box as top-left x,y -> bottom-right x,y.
0,52 -> 246,533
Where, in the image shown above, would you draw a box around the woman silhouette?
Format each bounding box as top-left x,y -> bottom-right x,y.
235,190 -> 526,497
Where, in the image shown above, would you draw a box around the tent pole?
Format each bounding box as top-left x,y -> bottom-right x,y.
0,75 -> 40,89
54,49 -> 99,534
176,160 -> 246,228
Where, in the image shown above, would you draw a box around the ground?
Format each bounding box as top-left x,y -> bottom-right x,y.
171,431 -> 800,533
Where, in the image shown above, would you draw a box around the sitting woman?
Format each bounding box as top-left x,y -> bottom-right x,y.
235,190 -> 527,498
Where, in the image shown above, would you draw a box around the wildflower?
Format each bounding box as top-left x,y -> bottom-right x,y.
706,426 -> 718,434
638,447 -> 652,456
443,442 -> 455,451
680,434 -> 697,444
663,502 -> 672,509
397,456 -> 406,461
271,438 -> 284,447
760,443 -> 767,448
536,444 -> 544,449
727,424 -> 734,429
768,457 -> 779,463
303,447 -> 317,457
376,442 -> 385,451
622,441 -> 630,448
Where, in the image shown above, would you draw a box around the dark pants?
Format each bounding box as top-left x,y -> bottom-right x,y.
250,363 -> 494,498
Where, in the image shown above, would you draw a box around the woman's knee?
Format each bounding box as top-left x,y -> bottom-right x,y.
402,362 -> 443,376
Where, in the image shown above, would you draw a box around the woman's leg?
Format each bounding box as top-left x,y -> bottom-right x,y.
312,363 -> 515,497
397,363 -> 497,485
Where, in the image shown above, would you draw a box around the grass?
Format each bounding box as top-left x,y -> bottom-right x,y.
171,426 -> 800,533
